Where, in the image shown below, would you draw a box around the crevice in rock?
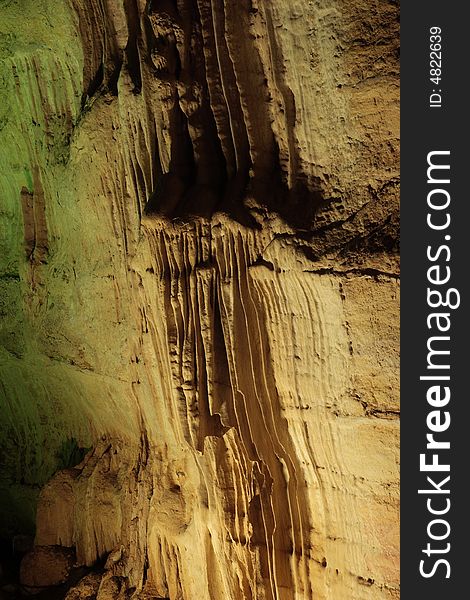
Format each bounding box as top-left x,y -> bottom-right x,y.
124,0 -> 143,93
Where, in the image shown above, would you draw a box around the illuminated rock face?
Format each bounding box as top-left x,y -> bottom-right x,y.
0,1 -> 399,598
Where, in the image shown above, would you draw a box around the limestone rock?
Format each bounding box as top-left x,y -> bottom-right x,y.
96,575 -> 129,600
35,468 -> 80,548
19,545 -> 75,591
0,0 -> 399,599
64,573 -> 103,600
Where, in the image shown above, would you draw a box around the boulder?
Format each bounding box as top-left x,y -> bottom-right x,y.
20,545 -> 75,592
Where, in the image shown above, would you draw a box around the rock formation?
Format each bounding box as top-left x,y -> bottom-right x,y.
0,0 -> 399,598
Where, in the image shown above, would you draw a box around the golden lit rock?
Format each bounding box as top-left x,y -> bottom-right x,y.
0,1 -> 399,598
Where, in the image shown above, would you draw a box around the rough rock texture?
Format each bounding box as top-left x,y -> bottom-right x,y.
64,573 -> 102,600
0,1 -> 399,599
19,545 -> 75,590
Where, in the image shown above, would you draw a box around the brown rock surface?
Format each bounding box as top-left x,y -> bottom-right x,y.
0,0 -> 399,599
20,545 -> 75,591
64,573 -> 102,600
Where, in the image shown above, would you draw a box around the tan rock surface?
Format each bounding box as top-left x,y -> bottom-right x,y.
0,1 -> 399,598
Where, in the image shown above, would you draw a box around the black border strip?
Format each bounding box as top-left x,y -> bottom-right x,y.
401,2 -> 468,596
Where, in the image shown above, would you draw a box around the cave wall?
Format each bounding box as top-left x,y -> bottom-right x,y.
0,0 -> 399,598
